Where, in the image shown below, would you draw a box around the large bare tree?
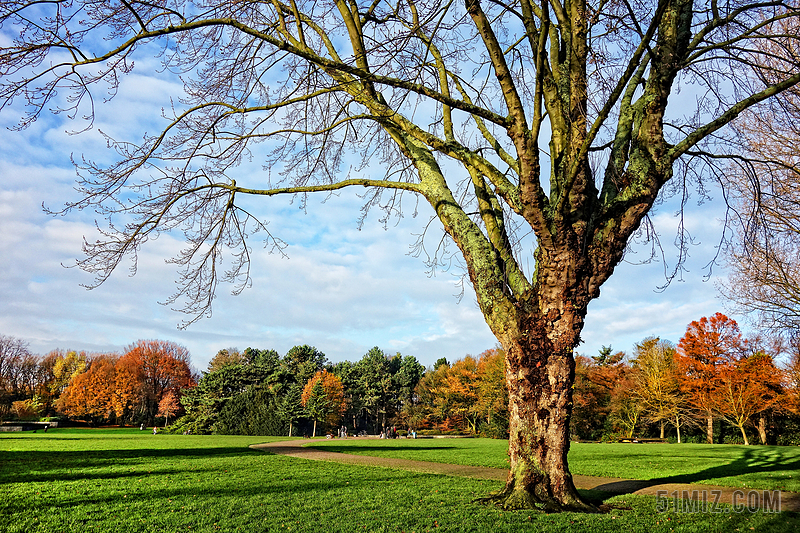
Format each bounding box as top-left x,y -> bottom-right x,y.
2,0 -> 800,511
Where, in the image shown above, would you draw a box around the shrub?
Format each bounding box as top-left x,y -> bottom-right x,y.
213,387 -> 287,436
722,434 -> 745,445
477,419 -> 509,439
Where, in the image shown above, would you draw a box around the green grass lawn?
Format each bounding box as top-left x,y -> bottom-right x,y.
309,438 -> 800,492
0,429 -> 796,532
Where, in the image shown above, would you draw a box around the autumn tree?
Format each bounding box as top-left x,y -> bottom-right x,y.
631,337 -> 686,440
571,356 -> 608,441
609,373 -> 643,439
49,350 -> 89,397
58,354 -> 134,423
4,1 -> 800,511
157,391 -> 181,427
403,362 -> 448,430
677,313 -> 745,444
474,348 -> 509,435
121,340 -> 195,423
302,370 -> 346,437
404,351 -> 507,435
440,355 -> 481,432
710,346 -> 783,445
571,346 -> 631,441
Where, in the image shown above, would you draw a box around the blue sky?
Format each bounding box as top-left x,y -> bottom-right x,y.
0,58 -> 735,372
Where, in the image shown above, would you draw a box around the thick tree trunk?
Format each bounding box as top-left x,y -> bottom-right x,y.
660,420 -> 665,439
288,421 -> 293,437
706,415 -> 713,444
312,419 -> 317,438
478,307 -> 596,512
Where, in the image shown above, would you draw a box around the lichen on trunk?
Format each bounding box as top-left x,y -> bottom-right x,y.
473,279 -> 599,512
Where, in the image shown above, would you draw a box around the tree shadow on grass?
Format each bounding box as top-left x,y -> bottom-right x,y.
0,446 -> 256,484
591,447 -> 800,494
305,445 -> 456,454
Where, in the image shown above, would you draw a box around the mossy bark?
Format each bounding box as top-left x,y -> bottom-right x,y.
487,334 -> 596,512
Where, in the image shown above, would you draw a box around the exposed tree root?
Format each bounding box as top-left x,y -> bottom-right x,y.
474,483 -> 601,513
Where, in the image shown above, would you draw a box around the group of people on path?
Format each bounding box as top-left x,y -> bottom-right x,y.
326,426 -> 349,439
320,425 -> 417,439
380,426 -> 417,439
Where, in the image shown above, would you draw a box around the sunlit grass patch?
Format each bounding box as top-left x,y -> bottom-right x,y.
309,438 -> 800,492
1,429 -> 797,532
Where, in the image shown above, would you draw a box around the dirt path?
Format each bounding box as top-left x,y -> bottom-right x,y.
250,439 -> 800,512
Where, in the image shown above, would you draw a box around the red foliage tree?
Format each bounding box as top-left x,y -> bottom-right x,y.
710,350 -> 782,445
677,313 -> 745,444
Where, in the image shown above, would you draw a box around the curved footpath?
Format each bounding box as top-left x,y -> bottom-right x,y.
251,439 -> 800,512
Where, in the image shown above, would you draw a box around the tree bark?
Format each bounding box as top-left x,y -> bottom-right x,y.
706,415 -> 714,444
758,414 -> 767,445
475,286 -> 596,512
738,423 -> 750,446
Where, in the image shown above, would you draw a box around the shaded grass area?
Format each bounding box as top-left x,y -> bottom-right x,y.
0,429 -> 797,532
308,439 -> 800,492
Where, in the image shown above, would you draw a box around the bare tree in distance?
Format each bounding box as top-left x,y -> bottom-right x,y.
2,0 -> 800,511
719,41 -> 800,340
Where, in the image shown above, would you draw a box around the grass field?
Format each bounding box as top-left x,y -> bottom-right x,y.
309,438 -> 800,492
0,429 -> 797,532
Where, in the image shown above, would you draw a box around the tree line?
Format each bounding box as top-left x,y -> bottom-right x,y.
171,345 -> 512,437
4,312 -> 800,443
0,337 -> 194,426
174,313 -> 800,442
573,313 -> 800,445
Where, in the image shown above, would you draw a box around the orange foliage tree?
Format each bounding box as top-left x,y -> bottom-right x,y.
58,340 -> 195,425
157,391 -> 181,427
438,356 -> 480,432
571,347 -> 630,441
301,370 -> 345,437
474,348 -> 508,432
57,354 -> 140,423
710,348 -> 783,445
121,340 -> 195,423
406,350 -> 507,435
676,313 -> 744,444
